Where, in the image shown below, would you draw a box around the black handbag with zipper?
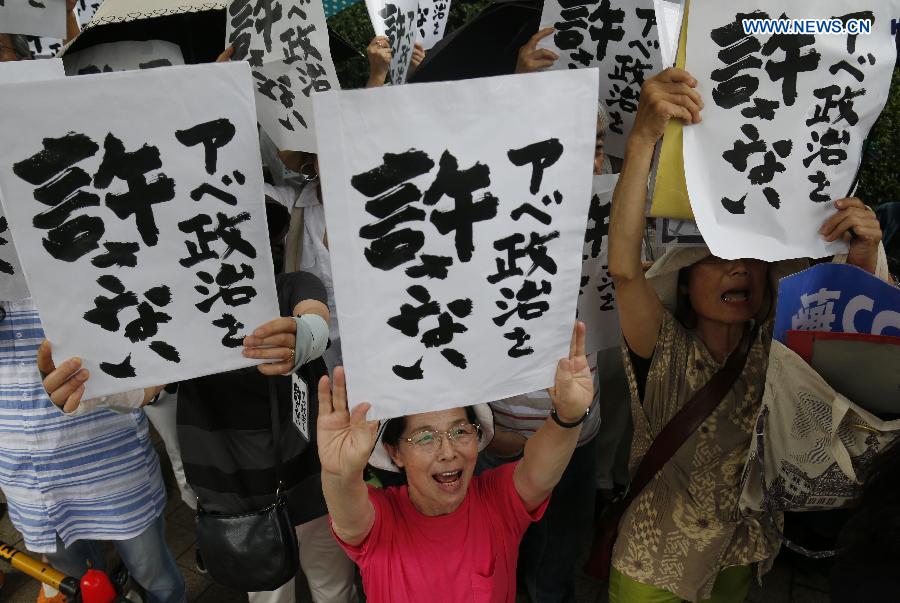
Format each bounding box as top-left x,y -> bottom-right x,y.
194,379 -> 299,591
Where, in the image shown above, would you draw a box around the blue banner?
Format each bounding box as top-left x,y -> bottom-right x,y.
774,263 -> 900,343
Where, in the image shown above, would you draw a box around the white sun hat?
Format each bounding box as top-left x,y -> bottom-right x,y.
368,403 -> 496,472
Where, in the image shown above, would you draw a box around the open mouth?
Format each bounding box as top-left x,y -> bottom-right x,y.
721,289 -> 750,303
432,470 -> 463,489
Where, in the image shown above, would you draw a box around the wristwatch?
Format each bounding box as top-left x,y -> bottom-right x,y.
550,406 -> 590,428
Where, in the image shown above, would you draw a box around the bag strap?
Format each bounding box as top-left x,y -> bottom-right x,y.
612,323 -> 761,520
269,377 -> 284,497
283,205 -> 306,273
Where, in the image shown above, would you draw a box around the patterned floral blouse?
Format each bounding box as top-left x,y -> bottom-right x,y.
611,311 -> 781,601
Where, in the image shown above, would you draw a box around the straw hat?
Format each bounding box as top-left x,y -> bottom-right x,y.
645,246 -> 809,313
368,404 -> 496,472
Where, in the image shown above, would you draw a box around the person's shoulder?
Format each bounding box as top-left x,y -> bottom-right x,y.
471,462 -> 517,497
276,270 -> 324,290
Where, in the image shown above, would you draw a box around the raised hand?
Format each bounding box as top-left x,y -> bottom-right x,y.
37,340 -> 88,413
820,197 -> 883,274
366,36 -> 392,87
548,322 -> 593,423
515,27 -> 559,74
630,67 -> 704,148
409,41 -> 426,74
317,367 -> 378,479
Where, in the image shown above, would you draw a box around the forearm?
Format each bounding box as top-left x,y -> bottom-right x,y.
608,139 -> 655,284
366,72 -> 388,88
322,470 -> 375,546
64,8 -> 80,43
293,299 -> 329,322
842,246 -> 879,276
514,418 -> 581,510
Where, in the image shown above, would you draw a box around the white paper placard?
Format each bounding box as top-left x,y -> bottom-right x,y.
225,0 -> 341,152
578,174 -> 622,353
367,0 -> 418,84
0,58 -> 65,301
314,69 -> 598,420
0,200 -> 29,301
0,62 -> 278,398
537,0 -> 664,158
652,0 -> 682,67
415,0 -> 449,50
28,0 -> 102,58
0,54 -> 63,82
63,40 -> 185,75
683,0 -> 895,261
0,0 -> 67,38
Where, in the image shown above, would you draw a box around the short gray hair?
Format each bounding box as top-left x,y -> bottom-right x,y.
597,102 -> 609,137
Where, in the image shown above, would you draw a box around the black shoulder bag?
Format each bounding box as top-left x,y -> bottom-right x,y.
195,378 -> 300,592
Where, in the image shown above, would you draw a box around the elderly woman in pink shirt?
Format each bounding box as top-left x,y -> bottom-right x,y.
317,323 -> 595,602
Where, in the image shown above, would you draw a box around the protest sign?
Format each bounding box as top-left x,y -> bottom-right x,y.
0,62 -> 278,398
63,40 -> 185,75
578,174 -> 622,353
415,0 -> 449,50
652,0 -> 682,67
28,0 -> 101,58
774,263 -> 900,343
367,0 -> 418,84
314,69 -> 598,419
0,0 -> 66,38
537,0 -> 664,157
226,0 -> 341,152
683,0 -> 895,261
0,58 -> 65,301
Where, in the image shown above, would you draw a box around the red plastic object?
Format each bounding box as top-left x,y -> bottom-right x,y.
80,569 -> 117,603
785,330 -> 900,363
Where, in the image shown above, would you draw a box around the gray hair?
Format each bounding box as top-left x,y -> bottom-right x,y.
597,102 -> 609,137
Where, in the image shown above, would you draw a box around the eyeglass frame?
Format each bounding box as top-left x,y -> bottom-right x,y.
401,422 -> 482,449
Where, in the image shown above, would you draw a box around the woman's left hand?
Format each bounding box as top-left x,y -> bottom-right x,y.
820,197 -> 882,274
409,42 -> 426,73
548,321 -> 593,423
216,45 -> 235,62
243,317 -> 298,375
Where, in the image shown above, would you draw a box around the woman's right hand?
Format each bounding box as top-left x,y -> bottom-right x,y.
37,340 -> 89,413
515,27 -> 558,74
317,367 -> 379,479
629,67 -> 704,149
366,36 -> 392,87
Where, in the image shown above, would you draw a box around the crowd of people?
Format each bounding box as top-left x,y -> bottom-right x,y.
1,3 -> 899,603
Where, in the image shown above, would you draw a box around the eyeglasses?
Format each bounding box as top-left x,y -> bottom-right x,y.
403,422 -> 481,450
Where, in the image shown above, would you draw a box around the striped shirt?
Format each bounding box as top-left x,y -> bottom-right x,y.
489,353 -> 603,447
0,299 -> 166,553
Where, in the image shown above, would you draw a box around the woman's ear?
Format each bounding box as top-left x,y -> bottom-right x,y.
384,442 -> 404,470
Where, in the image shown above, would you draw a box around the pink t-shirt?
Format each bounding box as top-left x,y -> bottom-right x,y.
334,461 -> 548,603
